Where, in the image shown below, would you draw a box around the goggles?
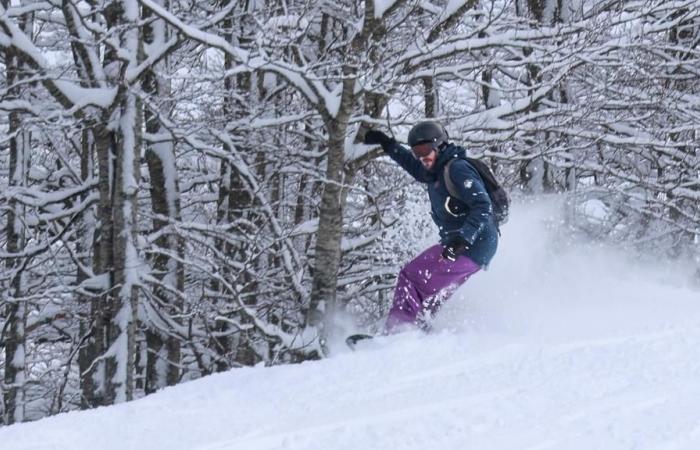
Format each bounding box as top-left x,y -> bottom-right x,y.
411,142 -> 437,158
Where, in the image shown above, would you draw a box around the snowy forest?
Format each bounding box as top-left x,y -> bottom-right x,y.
0,0 -> 698,425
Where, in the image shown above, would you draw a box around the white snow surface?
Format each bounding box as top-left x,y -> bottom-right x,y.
3,197 -> 700,450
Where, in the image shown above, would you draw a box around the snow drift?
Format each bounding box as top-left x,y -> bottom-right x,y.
2,197 -> 700,450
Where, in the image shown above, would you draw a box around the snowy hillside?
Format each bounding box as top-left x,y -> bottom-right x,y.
3,198 -> 700,450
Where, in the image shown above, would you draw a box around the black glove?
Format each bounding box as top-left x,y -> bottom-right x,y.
442,236 -> 468,262
363,129 -> 395,151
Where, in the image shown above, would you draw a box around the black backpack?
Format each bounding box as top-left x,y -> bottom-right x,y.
444,157 -> 510,227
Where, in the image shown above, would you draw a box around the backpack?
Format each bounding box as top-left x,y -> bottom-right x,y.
444,157 -> 510,226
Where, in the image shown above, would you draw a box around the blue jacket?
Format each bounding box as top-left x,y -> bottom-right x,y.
385,141 -> 498,268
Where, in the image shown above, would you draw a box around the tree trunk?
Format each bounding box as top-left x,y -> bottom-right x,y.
307,64 -> 356,350
79,123 -> 115,408
307,120 -> 347,347
2,91 -> 29,426
423,77 -> 439,117
109,91 -> 141,403
143,0 -> 183,394
2,8 -> 31,423
79,1 -> 140,406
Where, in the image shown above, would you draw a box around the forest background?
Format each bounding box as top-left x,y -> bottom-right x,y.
0,0 -> 698,425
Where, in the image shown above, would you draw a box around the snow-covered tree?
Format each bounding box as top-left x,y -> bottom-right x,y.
0,0 -> 698,423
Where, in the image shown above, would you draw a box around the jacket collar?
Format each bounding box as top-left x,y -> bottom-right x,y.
431,143 -> 465,174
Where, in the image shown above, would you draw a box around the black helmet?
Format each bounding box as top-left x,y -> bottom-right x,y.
407,121 -> 448,148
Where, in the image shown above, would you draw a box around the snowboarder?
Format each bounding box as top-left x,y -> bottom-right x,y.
363,121 -> 499,333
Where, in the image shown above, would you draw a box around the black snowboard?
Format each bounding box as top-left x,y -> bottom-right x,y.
345,333 -> 374,351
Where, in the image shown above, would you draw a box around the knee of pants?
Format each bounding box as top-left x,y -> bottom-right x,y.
400,263 -> 430,285
391,299 -> 420,322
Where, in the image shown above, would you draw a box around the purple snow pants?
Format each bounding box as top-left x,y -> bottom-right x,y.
385,244 -> 480,333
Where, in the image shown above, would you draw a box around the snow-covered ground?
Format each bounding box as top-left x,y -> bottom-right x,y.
3,198 -> 700,450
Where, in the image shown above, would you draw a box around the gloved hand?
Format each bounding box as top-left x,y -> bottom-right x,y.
442,235 -> 468,262
363,129 -> 395,151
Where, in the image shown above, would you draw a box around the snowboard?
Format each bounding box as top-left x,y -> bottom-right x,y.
345,333 -> 374,351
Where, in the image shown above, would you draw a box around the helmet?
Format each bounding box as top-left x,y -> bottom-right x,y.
407,121 -> 448,148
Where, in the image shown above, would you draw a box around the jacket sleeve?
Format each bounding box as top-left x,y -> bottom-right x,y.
384,141 -> 432,182
447,160 -> 493,245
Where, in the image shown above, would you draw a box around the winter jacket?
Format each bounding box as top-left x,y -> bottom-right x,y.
384,141 -> 498,268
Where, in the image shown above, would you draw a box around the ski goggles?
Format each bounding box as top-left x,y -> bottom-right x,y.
411,142 -> 437,158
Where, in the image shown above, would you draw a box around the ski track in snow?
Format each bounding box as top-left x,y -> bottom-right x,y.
2,198 -> 700,450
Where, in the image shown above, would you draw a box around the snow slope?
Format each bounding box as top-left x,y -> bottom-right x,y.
3,198 -> 700,450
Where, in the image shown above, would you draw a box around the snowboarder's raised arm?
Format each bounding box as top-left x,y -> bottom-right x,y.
363,129 -> 431,182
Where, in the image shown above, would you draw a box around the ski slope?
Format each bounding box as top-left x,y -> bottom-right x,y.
3,198 -> 700,450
